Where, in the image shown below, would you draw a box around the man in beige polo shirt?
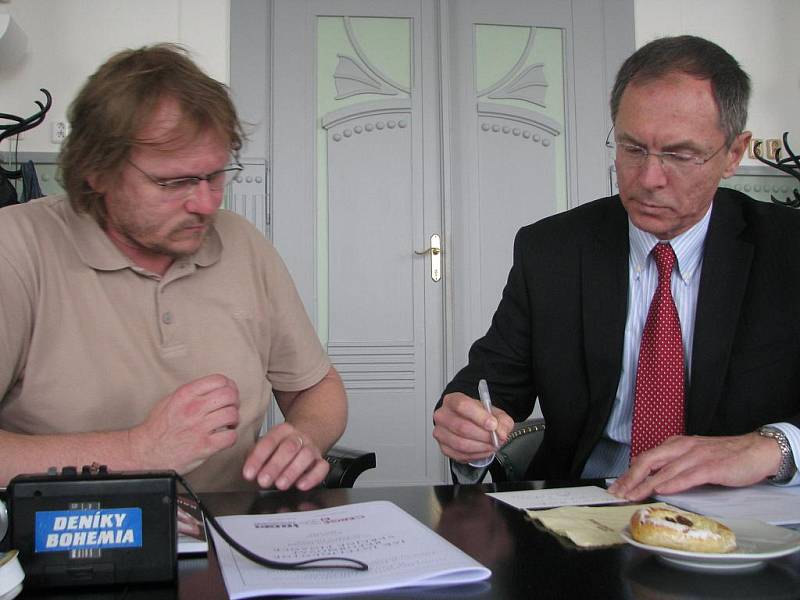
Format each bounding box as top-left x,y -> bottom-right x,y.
0,44 -> 347,492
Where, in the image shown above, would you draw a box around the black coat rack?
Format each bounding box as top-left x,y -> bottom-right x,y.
753,132 -> 800,208
1,88 -> 52,207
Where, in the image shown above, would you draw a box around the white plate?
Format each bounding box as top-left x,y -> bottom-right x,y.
620,518 -> 800,573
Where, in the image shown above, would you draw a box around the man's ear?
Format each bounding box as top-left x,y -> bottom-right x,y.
722,131 -> 751,179
86,173 -> 103,194
86,172 -> 105,194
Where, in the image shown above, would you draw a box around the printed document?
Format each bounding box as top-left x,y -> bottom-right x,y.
209,500 -> 490,598
656,483 -> 800,525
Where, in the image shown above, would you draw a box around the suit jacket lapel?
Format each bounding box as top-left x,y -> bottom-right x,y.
576,199 -> 629,465
689,190 -> 753,432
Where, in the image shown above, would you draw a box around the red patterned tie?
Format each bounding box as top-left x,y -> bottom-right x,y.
630,243 -> 685,458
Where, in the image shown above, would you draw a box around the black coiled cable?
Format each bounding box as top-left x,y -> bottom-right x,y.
175,474 -> 368,572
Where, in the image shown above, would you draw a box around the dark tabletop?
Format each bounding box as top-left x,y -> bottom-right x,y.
17,480 -> 800,599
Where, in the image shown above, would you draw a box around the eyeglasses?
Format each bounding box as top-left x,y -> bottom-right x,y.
606,128 -> 726,174
127,159 -> 243,200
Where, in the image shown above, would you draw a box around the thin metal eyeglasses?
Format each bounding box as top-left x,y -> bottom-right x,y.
605,128 -> 726,173
127,159 -> 243,199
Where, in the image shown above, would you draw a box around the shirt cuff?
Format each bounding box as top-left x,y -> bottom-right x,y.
450,460 -> 488,484
767,422 -> 800,486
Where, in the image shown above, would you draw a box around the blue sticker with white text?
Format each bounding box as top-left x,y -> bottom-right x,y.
34,508 -> 143,552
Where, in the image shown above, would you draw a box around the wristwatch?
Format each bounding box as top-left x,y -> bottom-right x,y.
758,426 -> 797,483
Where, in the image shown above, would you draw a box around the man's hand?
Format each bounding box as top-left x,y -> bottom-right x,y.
433,392 -> 514,464
242,422 -> 330,491
243,367 -> 346,491
608,433 -> 783,501
129,374 -> 240,474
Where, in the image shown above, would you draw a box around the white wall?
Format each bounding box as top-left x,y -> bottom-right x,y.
635,0 -> 800,166
0,0 -> 229,153
2,0 -> 797,164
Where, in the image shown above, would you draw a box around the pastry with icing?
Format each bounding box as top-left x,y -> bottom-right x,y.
629,506 -> 737,553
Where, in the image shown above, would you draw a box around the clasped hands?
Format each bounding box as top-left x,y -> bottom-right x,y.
434,392 -> 783,500
128,373 -> 329,490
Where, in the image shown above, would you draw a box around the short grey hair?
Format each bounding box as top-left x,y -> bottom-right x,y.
610,35 -> 750,146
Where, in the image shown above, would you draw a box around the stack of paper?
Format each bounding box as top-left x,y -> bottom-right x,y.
209,500 -> 490,598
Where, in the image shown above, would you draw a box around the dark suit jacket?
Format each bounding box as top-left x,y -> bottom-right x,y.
443,188 -> 800,480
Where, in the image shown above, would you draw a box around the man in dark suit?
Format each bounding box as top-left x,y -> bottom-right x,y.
433,35 -> 799,500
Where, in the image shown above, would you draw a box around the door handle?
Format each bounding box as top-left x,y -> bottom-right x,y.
414,234 -> 441,282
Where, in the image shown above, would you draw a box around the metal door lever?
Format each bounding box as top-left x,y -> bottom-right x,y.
414,234 -> 441,281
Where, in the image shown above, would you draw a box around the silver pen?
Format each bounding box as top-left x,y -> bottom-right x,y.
478,379 -> 501,449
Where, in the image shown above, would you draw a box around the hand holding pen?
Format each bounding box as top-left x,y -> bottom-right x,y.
478,379 -> 501,450
468,379 -> 501,467
431,380 -> 514,466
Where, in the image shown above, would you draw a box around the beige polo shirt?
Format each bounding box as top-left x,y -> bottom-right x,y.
0,195 -> 330,491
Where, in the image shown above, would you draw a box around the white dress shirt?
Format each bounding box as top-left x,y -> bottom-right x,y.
582,204 -> 799,486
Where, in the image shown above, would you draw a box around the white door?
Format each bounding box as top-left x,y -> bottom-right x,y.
446,0 -> 627,352
233,0 -> 632,485
271,0 -> 448,485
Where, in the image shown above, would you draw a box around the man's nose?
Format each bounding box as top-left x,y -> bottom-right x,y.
184,180 -> 221,215
637,154 -> 669,189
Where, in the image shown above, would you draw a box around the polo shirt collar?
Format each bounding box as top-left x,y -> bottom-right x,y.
64,198 -> 222,272
628,203 -> 712,285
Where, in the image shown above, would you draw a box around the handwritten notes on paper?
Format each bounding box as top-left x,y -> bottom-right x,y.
487,485 -> 627,511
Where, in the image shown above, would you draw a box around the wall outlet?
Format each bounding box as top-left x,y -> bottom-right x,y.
748,138 -> 763,159
51,121 -> 70,143
748,137 -> 784,160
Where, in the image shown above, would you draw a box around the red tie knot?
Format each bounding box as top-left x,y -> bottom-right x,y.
652,243 -> 676,281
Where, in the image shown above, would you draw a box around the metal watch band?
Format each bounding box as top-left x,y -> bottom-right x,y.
758,426 -> 797,483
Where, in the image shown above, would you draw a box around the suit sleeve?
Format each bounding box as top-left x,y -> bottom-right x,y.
440,227 -> 538,421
